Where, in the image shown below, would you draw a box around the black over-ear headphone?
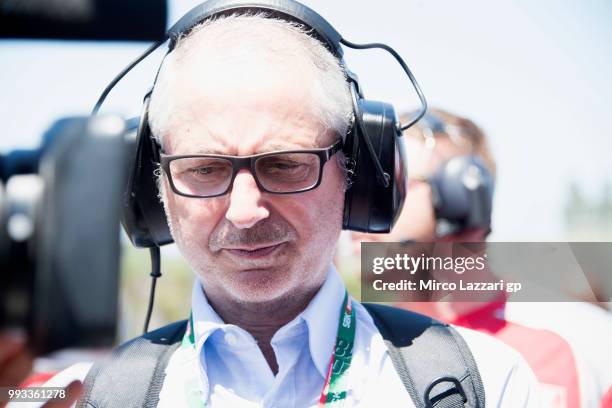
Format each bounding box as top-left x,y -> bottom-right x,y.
430,156 -> 494,236
416,113 -> 494,237
93,0 -> 427,249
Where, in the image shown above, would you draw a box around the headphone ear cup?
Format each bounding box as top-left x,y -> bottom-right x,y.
121,98 -> 173,248
428,155 -> 494,236
342,99 -> 406,233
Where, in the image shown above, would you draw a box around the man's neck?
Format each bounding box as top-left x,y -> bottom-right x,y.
204,284 -> 322,375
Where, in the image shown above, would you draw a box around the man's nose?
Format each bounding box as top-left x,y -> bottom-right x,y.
225,169 -> 270,229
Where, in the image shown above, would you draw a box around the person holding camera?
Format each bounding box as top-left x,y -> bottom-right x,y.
350,108 -> 612,407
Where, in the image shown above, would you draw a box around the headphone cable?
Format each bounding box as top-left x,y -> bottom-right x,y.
92,38 -> 167,116
143,246 -> 162,334
340,38 -> 427,131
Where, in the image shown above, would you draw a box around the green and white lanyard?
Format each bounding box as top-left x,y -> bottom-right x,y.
180,291 -> 356,407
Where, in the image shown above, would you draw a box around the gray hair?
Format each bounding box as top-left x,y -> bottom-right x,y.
148,13 -> 353,147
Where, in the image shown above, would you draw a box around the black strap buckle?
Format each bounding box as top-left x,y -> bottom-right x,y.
424,376 -> 468,407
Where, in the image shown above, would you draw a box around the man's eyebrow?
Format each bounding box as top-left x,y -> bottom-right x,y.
255,141 -> 320,153
186,142 -> 320,156
189,148 -> 230,155
255,146 -> 311,154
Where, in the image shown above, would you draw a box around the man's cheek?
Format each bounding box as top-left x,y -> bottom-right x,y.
174,195 -> 222,224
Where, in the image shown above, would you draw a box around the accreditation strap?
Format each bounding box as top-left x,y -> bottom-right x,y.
318,291 -> 356,407
181,291 -> 356,407
182,312 -> 196,348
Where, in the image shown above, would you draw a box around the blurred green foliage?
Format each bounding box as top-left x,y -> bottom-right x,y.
118,245 -> 193,341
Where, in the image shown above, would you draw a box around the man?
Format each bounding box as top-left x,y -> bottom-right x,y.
350,108 -> 612,407
42,10 -> 539,407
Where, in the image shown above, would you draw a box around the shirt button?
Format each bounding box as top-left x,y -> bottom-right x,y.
224,332 -> 238,347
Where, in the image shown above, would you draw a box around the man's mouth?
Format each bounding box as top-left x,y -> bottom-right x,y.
223,243 -> 285,259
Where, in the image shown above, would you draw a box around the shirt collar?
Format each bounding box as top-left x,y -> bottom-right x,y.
299,265 -> 346,378
190,280 -> 226,348
190,264 -> 346,379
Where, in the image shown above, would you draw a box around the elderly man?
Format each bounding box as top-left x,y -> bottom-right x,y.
37,6 -> 541,408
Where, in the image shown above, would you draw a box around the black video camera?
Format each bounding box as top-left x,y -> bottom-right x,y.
0,116 -> 135,354
0,0 -> 167,354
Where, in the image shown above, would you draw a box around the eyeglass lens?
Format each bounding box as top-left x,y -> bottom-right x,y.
168,152 -> 321,196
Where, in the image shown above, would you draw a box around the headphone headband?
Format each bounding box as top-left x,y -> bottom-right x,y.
167,0 -> 343,57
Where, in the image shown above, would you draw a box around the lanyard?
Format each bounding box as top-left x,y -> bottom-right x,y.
181,291 -> 356,407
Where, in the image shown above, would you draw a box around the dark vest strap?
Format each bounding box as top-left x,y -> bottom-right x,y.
78,306 -> 485,407
77,320 -> 187,408
362,303 -> 485,408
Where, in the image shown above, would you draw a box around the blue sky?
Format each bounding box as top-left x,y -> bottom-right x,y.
1,0 -> 610,240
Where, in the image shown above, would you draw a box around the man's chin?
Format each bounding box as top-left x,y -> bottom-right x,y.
226,271 -> 302,303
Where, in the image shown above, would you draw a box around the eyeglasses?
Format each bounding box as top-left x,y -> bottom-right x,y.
160,140 -> 343,198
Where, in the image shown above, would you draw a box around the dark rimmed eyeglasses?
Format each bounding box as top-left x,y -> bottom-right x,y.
160,140 -> 343,198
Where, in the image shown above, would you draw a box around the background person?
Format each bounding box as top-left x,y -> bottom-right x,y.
349,108 -> 612,407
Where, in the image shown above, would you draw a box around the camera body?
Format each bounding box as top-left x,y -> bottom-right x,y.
0,115 -> 131,353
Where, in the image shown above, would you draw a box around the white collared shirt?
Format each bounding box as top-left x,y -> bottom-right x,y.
43,265 -> 540,407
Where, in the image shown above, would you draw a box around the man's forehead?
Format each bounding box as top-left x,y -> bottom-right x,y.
162,108 -> 334,156
149,15 -> 349,158
167,136 -> 324,155
157,57 -> 332,155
